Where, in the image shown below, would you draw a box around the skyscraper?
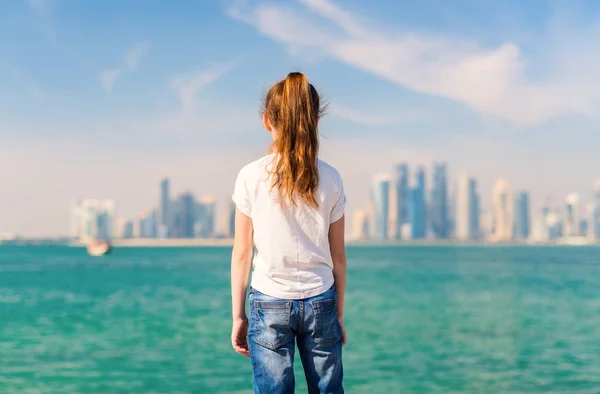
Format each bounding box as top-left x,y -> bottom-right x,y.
123,220 -> 134,239
514,192 -> 531,240
490,178 -> 514,241
564,193 -> 580,237
470,182 -> 480,240
71,199 -> 116,242
139,209 -> 157,238
587,203 -> 597,241
430,162 -> 449,239
455,173 -> 478,240
159,178 -> 170,238
351,209 -> 369,241
393,163 -> 410,239
229,201 -> 236,238
176,192 -> 196,238
370,173 -> 391,240
409,167 -> 426,239
195,194 -> 217,238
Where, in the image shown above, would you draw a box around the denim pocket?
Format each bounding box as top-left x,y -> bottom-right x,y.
252,299 -> 292,349
312,297 -> 342,346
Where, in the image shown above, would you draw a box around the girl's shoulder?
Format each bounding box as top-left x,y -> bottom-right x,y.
235,154 -> 275,183
317,159 -> 343,184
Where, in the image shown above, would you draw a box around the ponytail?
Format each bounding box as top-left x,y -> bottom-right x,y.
264,72 -> 324,208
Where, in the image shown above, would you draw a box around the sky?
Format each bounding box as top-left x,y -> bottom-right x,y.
2,0 -> 600,237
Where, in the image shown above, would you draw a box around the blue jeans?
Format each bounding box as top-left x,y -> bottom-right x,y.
248,285 -> 344,394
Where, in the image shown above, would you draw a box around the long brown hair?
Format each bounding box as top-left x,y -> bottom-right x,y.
263,72 -> 325,208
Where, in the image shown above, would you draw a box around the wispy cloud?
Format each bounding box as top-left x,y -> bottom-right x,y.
170,60 -> 238,114
330,103 -> 430,126
100,42 -> 150,91
227,0 -> 600,125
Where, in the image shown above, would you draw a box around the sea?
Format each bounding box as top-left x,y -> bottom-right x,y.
1,245 -> 600,393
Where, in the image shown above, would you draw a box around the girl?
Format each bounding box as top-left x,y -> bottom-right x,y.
230,72 -> 347,393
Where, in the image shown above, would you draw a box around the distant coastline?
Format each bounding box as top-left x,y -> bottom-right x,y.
2,237 -> 597,248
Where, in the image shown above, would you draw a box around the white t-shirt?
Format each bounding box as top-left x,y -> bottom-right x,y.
232,154 -> 347,299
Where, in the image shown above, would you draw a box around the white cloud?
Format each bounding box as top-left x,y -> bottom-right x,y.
170,60 -> 238,114
99,69 -> 121,91
100,42 -> 150,91
329,103 -> 429,126
227,0 -> 600,125
124,41 -> 150,70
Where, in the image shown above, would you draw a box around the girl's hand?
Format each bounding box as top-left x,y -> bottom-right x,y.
231,317 -> 250,358
339,318 -> 347,346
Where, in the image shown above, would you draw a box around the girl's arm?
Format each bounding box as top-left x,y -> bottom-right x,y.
329,215 -> 347,345
230,208 -> 253,357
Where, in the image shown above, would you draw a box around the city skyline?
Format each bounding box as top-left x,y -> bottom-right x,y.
3,1 -> 600,236
69,177 -> 228,243
352,162 -> 600,243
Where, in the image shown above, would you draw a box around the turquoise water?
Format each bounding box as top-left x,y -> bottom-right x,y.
1,246 -> 600,393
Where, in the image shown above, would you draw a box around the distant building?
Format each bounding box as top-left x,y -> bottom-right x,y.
490,178 -> 514,242
228,201 -> 236,238
71,198 -> 116,242
409,167 -> 426,239
546,211 -> 562,240
370,173 -> 391,240
195,194 -> 216,238
169,199 -> 179,236
455,173 -> 479,241
587,203 -> 597,241
430,162 -> 449,239
393,163 -> 410,239
447,189 -> 456,239
471,183 -> 481,240
159,178 -> 171,237
514,192 -> 531,240
121,220 -> 134,239
387,182 -> 398,239
351,209 -> 369,241
479,211 -> 491,240
564,193 -> 580,237
530,212 -> 548,243
139,209 -> 157,238
579,219 -> 588,237
175,192 -> 196,238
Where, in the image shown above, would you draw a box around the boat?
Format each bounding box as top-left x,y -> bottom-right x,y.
86,240 -> 112,256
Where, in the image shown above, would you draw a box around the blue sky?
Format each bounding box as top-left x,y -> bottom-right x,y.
2,0 -> 600,236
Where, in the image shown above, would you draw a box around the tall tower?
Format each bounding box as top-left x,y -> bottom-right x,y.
491,178 -> 514,242
393,163 -> 410,239
455,173 -> 474,240
515,192 -> 531,240
431,162 -> 449,239
159,178 -> 171,238
409,167 -> 426,239
564,193 -> 580,237
370,173 -> 391,240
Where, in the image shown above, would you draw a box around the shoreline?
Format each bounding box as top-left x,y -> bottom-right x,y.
2,238 -> 599,248
20,238 -> 600,248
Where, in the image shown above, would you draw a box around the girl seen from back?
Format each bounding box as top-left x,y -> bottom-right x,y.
230,72 -> 347,394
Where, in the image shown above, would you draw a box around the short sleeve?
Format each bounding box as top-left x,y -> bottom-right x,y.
330,176 -> 347,223
232,167 -> 252,218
